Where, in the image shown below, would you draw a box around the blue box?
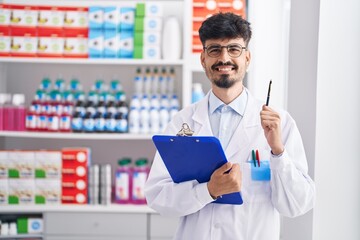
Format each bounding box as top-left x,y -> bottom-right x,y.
104,30 -> 119,58
88,29 -> 104,58
89,6 -> 104,29
119,7 -> 135,31
104,6 -> 119,30
118,30 -> 134,58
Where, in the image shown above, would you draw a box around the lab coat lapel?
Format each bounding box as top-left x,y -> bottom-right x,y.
224,92 -> 261,162
192,92 -> 213,135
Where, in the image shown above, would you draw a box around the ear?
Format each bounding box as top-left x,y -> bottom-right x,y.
200,51 -> 206,69
245,50 -> 251,67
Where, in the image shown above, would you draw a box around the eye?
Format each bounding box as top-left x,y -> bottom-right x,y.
228,45 -> 241,54
207,46 -> 221,54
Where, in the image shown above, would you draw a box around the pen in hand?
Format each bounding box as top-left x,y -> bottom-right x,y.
266,80 -> 272,106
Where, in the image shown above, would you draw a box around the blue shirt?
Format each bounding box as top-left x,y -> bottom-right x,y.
208,89 -> 248,149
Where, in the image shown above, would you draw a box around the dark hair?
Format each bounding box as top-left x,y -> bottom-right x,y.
199,12 -> 252,47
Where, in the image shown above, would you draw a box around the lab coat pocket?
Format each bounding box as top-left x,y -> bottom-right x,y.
242,163 -> 271,203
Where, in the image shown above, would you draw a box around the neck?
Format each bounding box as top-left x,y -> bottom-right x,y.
212,83 -> 244,104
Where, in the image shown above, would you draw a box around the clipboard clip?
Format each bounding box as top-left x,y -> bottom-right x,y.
176,123 -> 194,136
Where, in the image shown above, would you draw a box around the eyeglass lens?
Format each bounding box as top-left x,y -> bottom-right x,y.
205,44 -> 245,58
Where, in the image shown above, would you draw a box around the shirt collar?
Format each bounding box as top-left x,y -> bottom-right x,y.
209,88 -> 248,116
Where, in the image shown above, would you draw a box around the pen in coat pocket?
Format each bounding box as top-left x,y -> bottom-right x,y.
252,150 -> 256,167
256,149 -> 260,167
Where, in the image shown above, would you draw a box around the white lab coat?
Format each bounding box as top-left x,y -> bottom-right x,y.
145,90 -> 316,240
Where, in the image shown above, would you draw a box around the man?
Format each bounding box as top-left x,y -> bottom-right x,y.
145,12 -> 315,240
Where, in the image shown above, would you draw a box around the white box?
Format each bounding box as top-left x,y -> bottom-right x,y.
8,151 -> 35,179
8,179 -> 35,205
0,179 -> 8,205
35,151 -> 62,179
0,151 -> 8,178
35,179 -> 61,205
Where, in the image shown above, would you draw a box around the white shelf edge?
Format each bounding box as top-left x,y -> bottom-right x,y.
0,131 -> 153,140
0,234 -> 43,239
0,57 -> 184,66
0,204 -> 156,214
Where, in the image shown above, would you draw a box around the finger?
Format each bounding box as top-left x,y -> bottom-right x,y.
215,162 -> 233,175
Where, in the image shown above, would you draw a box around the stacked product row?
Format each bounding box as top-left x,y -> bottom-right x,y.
0,2 -> 173,59
26,75 -> 129,133
128,67 -> 180,134
0,148 -> 90,205
0,216 -> 43,236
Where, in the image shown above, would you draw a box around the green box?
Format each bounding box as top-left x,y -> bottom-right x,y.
17,217 -> 28,234
134,46 -> 143,59
135,17 -> 144,32
134,32 -> 144,46
136,3 -> 145,17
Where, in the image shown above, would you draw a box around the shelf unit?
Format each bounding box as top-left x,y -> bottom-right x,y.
0,0 -> 200,239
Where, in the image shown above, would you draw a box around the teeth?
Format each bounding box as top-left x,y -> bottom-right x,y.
217,67 -> 232,71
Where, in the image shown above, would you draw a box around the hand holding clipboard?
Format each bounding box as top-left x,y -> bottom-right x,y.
152,124 -> 243,205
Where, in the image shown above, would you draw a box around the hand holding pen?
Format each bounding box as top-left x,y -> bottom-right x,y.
260,80 -> 284,155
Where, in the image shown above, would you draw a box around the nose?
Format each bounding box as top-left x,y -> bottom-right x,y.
218,47 -> 231,62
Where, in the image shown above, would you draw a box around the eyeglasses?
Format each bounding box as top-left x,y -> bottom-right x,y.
203,44 -> 247,58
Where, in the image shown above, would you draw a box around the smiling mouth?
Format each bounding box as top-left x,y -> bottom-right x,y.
215,66 -> 235,72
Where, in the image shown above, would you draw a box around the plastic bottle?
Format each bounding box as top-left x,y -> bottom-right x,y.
150,94 -> 160,110
129,95 -> 141,109
47,91 -> 62,132
162,16 -> 182,60
12,94 -> 26,131
134,68 -> 143,95
131,158 -> 149,204
192,83 -> 205,103
110,75 -> 123,93
128,106 -> 140,134
169,106 -> 179,120
0,94 -> 7,130
159,106 -> 170,132
3,94 -> 13,131
115,112 -> 128,133
39,76 -> 52,93
149,107 -> 160,134
170,94 -> 180,109
141,94 -> 150,110
60,92 -> 73,132
152,68 -> 159,94
167,68 -> 176,94
54,74 -> 66,92
94,111 -> 105,132
143,68 -> 152,95
159,68 -> 167,95
139,106 -> 150,134
105,112 -> 116,133
115,158 -> 132,204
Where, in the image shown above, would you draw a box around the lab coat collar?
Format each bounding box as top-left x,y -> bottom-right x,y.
192,88 -> 261,162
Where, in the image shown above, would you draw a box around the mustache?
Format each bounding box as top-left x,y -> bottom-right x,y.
211,62 -> 238,70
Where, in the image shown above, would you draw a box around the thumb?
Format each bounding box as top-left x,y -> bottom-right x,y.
215,162 -> 233,174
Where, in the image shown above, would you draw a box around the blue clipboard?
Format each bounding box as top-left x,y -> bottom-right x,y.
152,135 -> 243,205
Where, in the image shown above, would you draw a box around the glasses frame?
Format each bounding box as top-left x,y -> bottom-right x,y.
203,44 -> 247,58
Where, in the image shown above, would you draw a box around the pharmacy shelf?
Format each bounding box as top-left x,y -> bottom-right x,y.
0,131 -> 153,140
0,57 -> 184,66
0,234 -> 42,239
1,204 -> 156,214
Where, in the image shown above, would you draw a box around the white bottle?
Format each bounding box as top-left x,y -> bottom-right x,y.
141,94 -> 150,110
150,94 -> 160,110
159,68 -> 167,95
167,68 -> 175,94
192,83 -> 205,103
152,68 -> 159,94
160,94 -> 170,110
159,106 -> 169,132
170,94 -> 180,109
139,106 -> 150,134
162,16 -> 182,60
130,95 -> 141,109
134,68 -> 143,95
143,68 -> 152,95
149,107 -> 160,133
128,107 -> 140,134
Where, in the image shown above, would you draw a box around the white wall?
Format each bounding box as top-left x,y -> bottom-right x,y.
313,0 -> 360,239
247,0 -> 290,109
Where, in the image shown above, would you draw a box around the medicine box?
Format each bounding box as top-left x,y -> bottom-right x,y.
135,17 -> 162,32
103,6 -> 119,30
89,6 -> 104,29
104,30 -> 119,58
34,151 -> 62,179
8,151 -> 35,179
136,3 -> 163,17
118,30 -> 134,58
134,45 -> 161,59
35,179 -> 61,204
88,29 -> 104,58
119,7 -> 135,31
0,179 -> 8,204
134,31 -> 161,46
8,179 -> 35,204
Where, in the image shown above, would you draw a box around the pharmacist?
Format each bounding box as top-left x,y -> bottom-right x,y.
145,12 -> 315,240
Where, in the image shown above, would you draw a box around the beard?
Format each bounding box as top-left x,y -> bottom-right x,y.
213,74 -> 236,88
